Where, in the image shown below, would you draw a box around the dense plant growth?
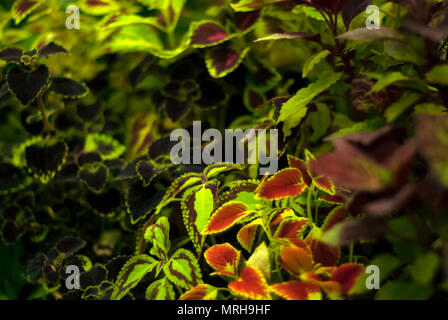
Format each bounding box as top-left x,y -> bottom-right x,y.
1,0 -> 448,300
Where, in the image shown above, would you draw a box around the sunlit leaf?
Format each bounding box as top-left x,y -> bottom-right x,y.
228,265 -> 270,299
204,243 -> 240,278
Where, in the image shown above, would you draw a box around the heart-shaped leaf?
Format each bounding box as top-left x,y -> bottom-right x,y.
25,140 -> 68,183
7,65 -> 49,105
204,243 -> 240,278
228,265 -> 270,299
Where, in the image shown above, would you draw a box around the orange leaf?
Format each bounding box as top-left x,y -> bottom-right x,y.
256,168 -> 306,200
228,265 -> 270,300
278,245 -> 314,275
270,281 -> 321,300
204,243 -> 240,278
179,284 -> 217,300
237,218 -> 262,252
203,202 -> 250,235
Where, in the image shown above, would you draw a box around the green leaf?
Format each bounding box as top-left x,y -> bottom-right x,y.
145,216 -> 171,260
352,254 -> 403,294
368,72 -> 413,92
155,172 -> 202,214
410,252 -> 439,285
145,278 -> 175,300
303,50 -> 330,78
6,65 -> 49,106
163,249 -> 202,290
384,37 -> 426,66
292,6 -> 325,21
84,133 -> 126,160
112,255 -> 158,300
388,217 -> 416,239
310,103 -> 331,142
278,71 -> 342,122
426,65 -> 448,85
181,182 -> 219,254
384,92 -> 420,122
376,281 -> 432,300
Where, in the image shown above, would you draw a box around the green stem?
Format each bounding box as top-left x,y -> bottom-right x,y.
37,95 -> 50,133
349,241 -> 354,263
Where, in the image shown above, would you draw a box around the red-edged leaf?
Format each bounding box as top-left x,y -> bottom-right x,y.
256,168 -> 305,200
206,47 -> 250,78
318,193 -> 346,205
300,269 -> 341,294
237,218 -> 262,252
305,228 -> 340,267
270,281 -> 321,300
314,176 -> 336,195
331,263 -> 364,295
287,155 -> 312,187
179,284 -> 218,300
228,265 -> 270,300
322,207 -> 348,232
204,243 -> 240,278
203,202 -> 251,235
274,217 -> 308,239
191,22 -> 230,47
278,244 -> 314,275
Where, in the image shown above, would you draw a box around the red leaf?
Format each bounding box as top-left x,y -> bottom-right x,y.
318,193 -> 346,205
331,263 -> 364,295
203,202 -> 250,234
305,231 -> 340,267
204,243 -> 240,278
206,47 -> 249,78
256,168 -> 306,200
237,218 -> 262,252
179,284 -> 217,300
235,11 -> 260,31
322,207 -> 348,232
278,244 -> 314,275
274,218 -> 308,239
287,155 -> 312,187
270,281 -> 321,300
191,22 -> 229,47
228,265 -> 270,300
314,176 -> 336,195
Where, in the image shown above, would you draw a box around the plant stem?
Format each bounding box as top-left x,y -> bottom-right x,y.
349,241 -> 354,263
306,182 -> 315,226
37,95 -> 50,133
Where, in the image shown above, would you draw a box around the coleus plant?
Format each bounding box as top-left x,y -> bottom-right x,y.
0,42 -> 88,183
1,0 -> 448,301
